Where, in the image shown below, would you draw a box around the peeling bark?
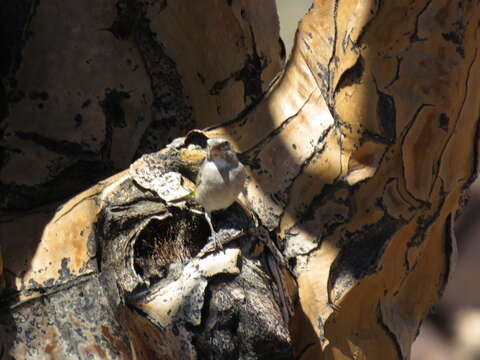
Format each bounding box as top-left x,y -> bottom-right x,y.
1,133 -> 294,359
208,0 -> 480,358
1,0 -> 479,359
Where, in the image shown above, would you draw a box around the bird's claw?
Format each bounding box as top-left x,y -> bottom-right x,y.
210,232 -> 224,251
197,229 -> 243,257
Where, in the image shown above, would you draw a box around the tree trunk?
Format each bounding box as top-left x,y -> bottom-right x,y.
1,0 -> 479,359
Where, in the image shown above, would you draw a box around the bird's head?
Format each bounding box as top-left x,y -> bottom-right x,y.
206,138 -> 238,162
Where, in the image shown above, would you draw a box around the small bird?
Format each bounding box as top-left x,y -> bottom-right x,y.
195,138 -> 246,248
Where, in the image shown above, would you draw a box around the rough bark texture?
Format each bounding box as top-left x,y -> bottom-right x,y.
1,0 -> 480,359
0,0 -> 283,211
210,0 -> 480,358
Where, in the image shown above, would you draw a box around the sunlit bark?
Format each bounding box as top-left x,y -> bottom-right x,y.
1,0 -> 479,359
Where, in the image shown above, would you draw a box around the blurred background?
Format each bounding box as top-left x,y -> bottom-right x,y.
275,1 -> 480,358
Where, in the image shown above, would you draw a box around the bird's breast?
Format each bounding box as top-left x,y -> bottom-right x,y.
195,161 -> 246,212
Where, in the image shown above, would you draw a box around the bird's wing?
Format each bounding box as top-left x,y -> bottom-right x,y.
196,161 -> 205,187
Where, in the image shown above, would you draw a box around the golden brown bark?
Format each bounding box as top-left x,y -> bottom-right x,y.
0,0 -> 283,210
211,0 -> 480,358
1,0 -> 479,359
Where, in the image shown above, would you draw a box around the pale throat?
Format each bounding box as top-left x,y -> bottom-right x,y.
212,158 -> 235,169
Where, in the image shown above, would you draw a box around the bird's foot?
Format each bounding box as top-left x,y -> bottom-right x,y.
210,232 -> 224,251
197,229 -> 243,257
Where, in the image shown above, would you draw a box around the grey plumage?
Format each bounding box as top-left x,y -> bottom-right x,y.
195,138 -> 246,243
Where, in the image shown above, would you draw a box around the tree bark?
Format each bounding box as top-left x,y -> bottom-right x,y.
1,0 -> 479,359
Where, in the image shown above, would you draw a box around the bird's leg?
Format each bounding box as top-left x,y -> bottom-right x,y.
205,211 -> 223,250
205,210 -> 216,234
